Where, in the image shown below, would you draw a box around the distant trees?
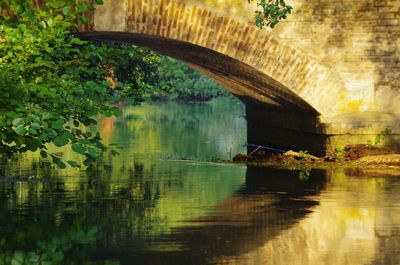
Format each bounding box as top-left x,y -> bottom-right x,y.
148,57 -> 229,101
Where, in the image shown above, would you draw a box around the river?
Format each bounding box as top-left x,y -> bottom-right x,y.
0,99 -> 400,265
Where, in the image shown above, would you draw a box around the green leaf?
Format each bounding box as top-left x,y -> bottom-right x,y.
62,6 -> 71,15
29,114 -> 40,122
40,150 -> 48,158
47,18 -> 53,27
57,161 -> 67,169
67,160 -> 79,168
77,4 -> 87,13
62,131 -> 73,139
53,136 -> 69,147
27,144 -> 38,152
34,76 -> 43,84
14,125 -> 26,136
28,127 -> 37,134
72,143 -> 86,154
111,150 -> 120,156
87,148 -> 98,158
79,139 -> 91,145
12,251 -> 24,265
12,118 -> 24,126
18,24 -> 27,32
79,16 -> 88,24
38,133 -> 48,142
51,119 -> 65,129
82,118 -> 97,126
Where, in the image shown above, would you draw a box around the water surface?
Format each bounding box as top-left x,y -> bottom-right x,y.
0,100 -> 400,265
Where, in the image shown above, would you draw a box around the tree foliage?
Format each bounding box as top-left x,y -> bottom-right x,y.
108,44 -> 161,98
0,0 -> 157,168
148,56 -> 228,101
250,0 -> 292,28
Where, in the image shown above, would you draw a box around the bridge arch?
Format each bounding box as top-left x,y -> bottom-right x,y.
78,0 -> 349,117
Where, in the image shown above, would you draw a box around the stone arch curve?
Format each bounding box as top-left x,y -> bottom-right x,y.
78,0 -> 348,117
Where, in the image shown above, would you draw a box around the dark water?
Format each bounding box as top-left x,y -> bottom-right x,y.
1,100 -> 400,265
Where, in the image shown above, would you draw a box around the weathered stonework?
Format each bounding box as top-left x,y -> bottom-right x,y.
274,0 -> 400,116
76,0 -> 400,154
81,0 -> 351,117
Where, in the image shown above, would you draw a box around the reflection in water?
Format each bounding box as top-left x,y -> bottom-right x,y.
100,100 -> 247,161
214,169 -> 400,265
0,100 -> 400,264
130,168 -> 326,265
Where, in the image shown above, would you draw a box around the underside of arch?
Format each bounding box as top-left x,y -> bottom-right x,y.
77,32 -> 319,115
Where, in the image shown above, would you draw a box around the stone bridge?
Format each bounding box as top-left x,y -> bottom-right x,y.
78,0 -> 400,155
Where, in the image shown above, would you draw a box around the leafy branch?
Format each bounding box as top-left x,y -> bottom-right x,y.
249,0 -> 293,28
0,0 -> 154,169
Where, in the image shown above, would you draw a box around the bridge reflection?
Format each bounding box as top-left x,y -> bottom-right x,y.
99,167 -> 393,265
97,167 -> 327,264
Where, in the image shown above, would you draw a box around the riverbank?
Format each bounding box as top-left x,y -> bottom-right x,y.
232,144 -> 400,171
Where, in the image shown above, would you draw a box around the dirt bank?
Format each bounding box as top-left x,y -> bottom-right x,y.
232,144 -> 400,170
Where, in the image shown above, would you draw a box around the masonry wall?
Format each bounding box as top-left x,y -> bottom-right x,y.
191,0 -> 400,115
274,0 -> 400,115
